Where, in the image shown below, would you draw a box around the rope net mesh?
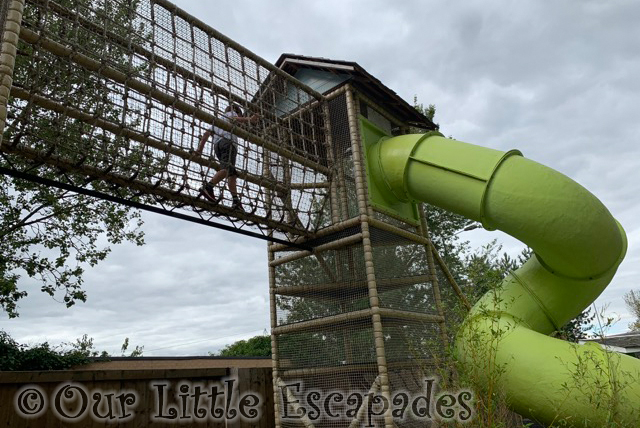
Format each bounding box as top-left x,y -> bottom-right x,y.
2,0 -> 330,241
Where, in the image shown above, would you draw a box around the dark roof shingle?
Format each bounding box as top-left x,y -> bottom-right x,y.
275,53 -> 437,131
585,331 -> 640,349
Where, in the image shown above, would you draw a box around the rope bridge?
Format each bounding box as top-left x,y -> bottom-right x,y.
0,0 -> 333,246
1,4 -> 476,427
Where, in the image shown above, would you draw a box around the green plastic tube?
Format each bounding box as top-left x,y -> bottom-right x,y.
372,133 -> 639,426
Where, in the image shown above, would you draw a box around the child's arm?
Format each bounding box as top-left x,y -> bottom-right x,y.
231,113 -> 259,124
195,129 -> 212,155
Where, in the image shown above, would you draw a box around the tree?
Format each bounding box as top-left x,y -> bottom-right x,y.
215,335 -> 271,357
462,241 -> 533,302
623,290 -> 640,331
552,307 -> 596,342
70,334 -> 143,357
1,0 -> 149,317
0,330 -> 91,371
413,95 -> 437,126
0,330 -> 143,371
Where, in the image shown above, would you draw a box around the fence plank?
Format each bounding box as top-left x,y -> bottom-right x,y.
0,366 -> 273,427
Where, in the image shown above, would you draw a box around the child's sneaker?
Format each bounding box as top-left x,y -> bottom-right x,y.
200,183 -> 218,203
231,197 -> 244,211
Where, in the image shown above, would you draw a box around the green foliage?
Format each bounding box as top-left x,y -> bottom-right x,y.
0,331 -> 143,371
216,335 -> 271,357
552,307 -> 595,343
69,334 -> 104,358
623,290 -> 640,331
0,0 -> 149,317
120,337 -> 144,357
451,289 -> 521,428
0,179 -> 145,318
462,241 -> 532,303
413,95 -> 438,126
0,330 -> 91,371
554,325 -> 640,428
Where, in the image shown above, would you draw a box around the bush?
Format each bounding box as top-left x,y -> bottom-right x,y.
0,330 -> 91,371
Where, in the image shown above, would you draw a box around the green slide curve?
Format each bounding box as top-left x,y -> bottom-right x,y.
370,133 -> 640,426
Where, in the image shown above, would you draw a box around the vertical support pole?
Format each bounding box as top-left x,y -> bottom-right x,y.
268,244 -> 283,428
335,162 -> 350,283
263,132 -> 283,427
345,87 -> 394,428
0,0 -> 25,148
262,141 -> 273,224
281,156 -> 293,225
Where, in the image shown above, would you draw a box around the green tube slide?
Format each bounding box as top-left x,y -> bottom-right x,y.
370,133 -> 640,426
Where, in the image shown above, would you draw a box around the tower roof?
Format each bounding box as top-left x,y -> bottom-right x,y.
275,54 -> 437,131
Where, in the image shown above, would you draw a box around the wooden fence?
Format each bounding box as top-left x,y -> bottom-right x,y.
0,366 -> 274,427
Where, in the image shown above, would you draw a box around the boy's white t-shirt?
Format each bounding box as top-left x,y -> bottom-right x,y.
212,110 -> 239,145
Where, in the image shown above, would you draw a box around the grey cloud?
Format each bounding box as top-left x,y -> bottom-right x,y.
4,0 -> 640,350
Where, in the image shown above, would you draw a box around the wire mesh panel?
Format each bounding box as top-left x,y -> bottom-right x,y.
272,236 -> 378,428
327,92 -> 358,221
371,239 -> 439,315
276,318 -> 377,372
2,0 -> 330,242
276,319 -> 380,427
277,369 -> 381,428
274,238 -> 369,327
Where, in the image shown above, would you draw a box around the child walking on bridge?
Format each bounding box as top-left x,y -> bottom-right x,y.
195,104 -> 257,211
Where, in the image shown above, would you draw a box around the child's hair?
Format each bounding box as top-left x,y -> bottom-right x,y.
225,104 -> 243,116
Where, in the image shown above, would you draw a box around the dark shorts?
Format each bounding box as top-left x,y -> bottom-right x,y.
214,138 -> 238,177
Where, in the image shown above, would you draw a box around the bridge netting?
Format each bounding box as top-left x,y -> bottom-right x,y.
1,0 -> 332,243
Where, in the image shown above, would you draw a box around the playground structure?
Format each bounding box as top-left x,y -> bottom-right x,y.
1,1 -> 639,427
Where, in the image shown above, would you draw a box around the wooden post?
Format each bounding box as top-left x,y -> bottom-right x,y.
0,0 -> 24,148
268,245 -> 284,428
345,87 -> 394,428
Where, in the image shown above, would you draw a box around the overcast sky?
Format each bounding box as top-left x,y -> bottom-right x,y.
5,0 -> 640,356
